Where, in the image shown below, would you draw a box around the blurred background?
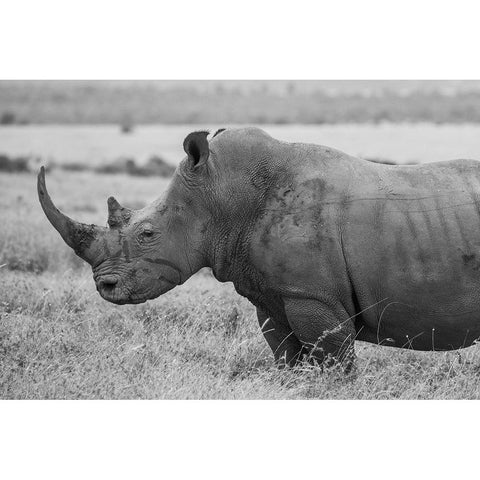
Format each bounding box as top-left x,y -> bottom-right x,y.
3,79 -> 480,273
2,80 -> 480,173
3,81 -> 480,399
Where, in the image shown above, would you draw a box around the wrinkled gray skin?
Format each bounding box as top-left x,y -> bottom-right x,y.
38,127 -> 480,369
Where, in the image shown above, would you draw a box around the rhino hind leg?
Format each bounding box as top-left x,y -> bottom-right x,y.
256,307 -> 306,368
283,298 -> 356,372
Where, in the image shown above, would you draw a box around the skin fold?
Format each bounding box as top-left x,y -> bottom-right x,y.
38,127 -> 480,369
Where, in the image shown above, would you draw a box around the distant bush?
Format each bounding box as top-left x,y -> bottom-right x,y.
0,111 -> 16,125
143,155 -> 176,177
94,155 -> 175,177
0,153 -> 175,178
0,155 -> 30,172
120,116 -> 134,134
120,123 -> 134,134
61,162 -> 90,172
94,157 -> 136,175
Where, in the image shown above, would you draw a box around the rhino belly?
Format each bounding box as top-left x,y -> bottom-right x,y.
356,286 -> 480,350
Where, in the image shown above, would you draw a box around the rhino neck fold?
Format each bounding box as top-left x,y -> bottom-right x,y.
208,220 -> 249,283
206,154 -> 286,291
207,215 -> 267,305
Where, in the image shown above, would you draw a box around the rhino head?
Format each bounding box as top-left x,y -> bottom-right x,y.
38,128 -> 273,304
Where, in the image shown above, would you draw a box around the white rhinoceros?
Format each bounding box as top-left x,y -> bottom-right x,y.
38,127 -> 480,368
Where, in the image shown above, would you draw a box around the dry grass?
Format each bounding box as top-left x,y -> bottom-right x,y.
2,171 -> 480,399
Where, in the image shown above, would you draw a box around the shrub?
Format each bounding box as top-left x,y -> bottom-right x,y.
0,153 -> 175,178
94,157 -> 135,175
0,111 -> 16,125
0,155 -> 30,173
61,162 -> 90,172
143,155 -> 176,177
94,156 -> 175,177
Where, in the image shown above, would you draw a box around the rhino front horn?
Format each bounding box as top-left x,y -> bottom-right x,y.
107,196 -> 132,228
37,166 -> 106,265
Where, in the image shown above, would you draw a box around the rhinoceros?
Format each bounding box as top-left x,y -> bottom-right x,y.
38,127 -> 480,368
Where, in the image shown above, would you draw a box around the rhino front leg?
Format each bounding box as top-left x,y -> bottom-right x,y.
256,307 -> 306,368
283,298 -> 356,371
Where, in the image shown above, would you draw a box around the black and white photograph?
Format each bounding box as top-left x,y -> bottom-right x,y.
4,79 -> 480,400
2,1 -> 480,478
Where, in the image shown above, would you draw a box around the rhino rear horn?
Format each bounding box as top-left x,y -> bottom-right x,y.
107,196 -> 132,229
37,166 -> 106,265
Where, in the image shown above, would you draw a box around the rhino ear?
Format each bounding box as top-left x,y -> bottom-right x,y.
183,131 -> 209,169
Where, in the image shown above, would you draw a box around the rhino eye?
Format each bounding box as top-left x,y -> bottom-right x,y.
137,225 -> 155,241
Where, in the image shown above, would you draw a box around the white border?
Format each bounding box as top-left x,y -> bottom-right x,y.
1,400 -> 478,479
2,0 -> 480,478
1,0 -> 480,79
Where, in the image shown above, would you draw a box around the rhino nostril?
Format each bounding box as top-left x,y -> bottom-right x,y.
98,275 -> 118,287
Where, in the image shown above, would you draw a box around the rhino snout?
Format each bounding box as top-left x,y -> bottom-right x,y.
95,274 -> 119,288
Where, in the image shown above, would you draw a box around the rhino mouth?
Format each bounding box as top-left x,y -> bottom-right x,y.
94,273 -> 178,305
96,283 -> 149,305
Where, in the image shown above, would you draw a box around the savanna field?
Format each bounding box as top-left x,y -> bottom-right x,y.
3,124 -> 480,399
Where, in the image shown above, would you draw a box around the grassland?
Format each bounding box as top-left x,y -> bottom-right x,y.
2,170 -> 480,399
3,80 -> 480,125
